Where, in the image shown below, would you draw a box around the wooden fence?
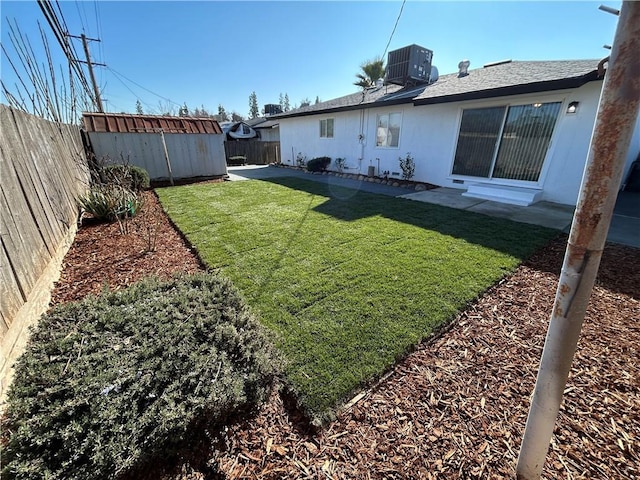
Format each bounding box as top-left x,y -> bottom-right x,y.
1,105 -> 89,395
224,140 -> 280,165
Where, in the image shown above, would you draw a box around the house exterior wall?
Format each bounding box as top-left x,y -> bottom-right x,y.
278,79 -> 633,206
88,132 -> 227,180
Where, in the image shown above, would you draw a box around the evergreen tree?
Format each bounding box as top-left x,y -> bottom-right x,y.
218,104 -> 229,121
315,96 -> 321,105
135,100 -> 143,115
178,103 -> 189,117
231,111 -> 244,122
299,97 -> 311,108
279,93 -> 284,111
248,92 -> 259,119
283,93 -> 290,112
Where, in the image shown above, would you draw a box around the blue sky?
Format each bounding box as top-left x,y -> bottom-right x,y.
1,1 -> 620,118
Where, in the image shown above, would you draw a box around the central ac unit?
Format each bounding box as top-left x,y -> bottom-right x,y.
386,44 -> 433,86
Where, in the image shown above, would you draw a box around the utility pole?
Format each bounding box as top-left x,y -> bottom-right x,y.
516,2 -> 640,479
67,33 -> 105,113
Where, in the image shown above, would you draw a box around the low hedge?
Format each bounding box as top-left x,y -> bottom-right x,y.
101,164 -> 150,192
2,274 -> 281,480
306,156 -> 331,172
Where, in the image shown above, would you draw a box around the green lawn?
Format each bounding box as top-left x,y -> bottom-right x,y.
156,177 -> 556,423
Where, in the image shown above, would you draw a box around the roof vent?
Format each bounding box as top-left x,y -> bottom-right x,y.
483,59 -> 512,68
385,44 -> 433,86
457,60 -> 470,77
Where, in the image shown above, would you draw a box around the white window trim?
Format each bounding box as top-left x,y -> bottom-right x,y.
375,112 -> 402,149
320,118 -> 334,138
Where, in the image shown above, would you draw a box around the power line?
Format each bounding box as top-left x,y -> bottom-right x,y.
382,0 -> 407,60
106,66 -> 181,106
36,0 -> 93,99
108,74 -> 158,113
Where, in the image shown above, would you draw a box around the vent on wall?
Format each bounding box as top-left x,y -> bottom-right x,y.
385,44 -> 433,87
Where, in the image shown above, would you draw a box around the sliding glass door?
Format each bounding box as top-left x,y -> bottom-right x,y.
452,102 -> 561,182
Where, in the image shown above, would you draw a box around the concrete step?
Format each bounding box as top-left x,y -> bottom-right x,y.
462,183 -> 542,206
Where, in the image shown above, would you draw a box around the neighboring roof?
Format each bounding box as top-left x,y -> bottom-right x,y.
275,59 -> 602,119
253,119 -> 279,129
245,117 -> 269,127
82,112 -> 223,134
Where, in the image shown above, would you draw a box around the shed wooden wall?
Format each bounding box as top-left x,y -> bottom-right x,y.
1,105 -> 89,395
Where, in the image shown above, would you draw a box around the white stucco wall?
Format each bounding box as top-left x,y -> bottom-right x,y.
278,79 -> 634,206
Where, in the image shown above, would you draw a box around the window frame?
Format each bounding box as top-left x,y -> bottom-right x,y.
319,118 -> 334,138
450,100 -> 563,184
375,112 -> 402,148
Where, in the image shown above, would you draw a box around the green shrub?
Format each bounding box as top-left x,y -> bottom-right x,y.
102,164 -> 150,191
306,156 -> 331,172
399,152 -> 415,181
2,274 -> 281,480
78,184 -> 142,221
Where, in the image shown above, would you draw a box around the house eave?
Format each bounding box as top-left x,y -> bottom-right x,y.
275,96 -> 416,120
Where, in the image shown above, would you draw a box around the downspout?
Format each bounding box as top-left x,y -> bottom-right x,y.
516,2 -> 640,478
359,109 -> 366,174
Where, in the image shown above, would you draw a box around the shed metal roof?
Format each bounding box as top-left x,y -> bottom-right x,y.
82,112 -> 223,134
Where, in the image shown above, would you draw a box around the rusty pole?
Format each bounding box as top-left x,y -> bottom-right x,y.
516,2 -> 640,479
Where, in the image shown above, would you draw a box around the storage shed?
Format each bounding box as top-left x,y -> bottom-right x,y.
82,113 -> 227,181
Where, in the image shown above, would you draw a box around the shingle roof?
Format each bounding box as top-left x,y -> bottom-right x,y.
276,59 -> 602,118
82,112 -> 223,134
413,59 -> 601,104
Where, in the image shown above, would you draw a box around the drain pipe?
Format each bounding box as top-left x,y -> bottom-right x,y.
516,2 -> 640,479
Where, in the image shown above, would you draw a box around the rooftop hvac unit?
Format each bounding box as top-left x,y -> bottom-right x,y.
264,104 -> 283,115
385,44 -> 433,86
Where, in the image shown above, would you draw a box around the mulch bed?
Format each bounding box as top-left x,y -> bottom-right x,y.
51,189 -> 639,479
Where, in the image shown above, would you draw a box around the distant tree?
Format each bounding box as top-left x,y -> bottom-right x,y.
231,111 -> 244,122
354,57 -> 385,89
178,103 -> 189,117
299,97 -> 311,108
279,93 -> 284,111
157,100 -> 177,116
218,104 -> 229,121
249,92 -> 259,119
135,100 -> 143,115
315,96 -> 321,105
283,93 -> 290,112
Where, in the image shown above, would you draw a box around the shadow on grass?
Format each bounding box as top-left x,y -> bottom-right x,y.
255,175 -> 559,261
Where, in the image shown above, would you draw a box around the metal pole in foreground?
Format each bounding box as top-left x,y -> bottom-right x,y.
516,3 -> 640,479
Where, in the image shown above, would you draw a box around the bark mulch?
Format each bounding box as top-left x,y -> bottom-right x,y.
51,190 -> 639,479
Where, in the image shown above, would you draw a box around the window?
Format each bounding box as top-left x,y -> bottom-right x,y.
320,118 -> 334,138
376,113 -> 401,147
452,102 -> 561,182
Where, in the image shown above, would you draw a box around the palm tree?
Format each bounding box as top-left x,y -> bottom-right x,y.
354,58 -> 385,89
